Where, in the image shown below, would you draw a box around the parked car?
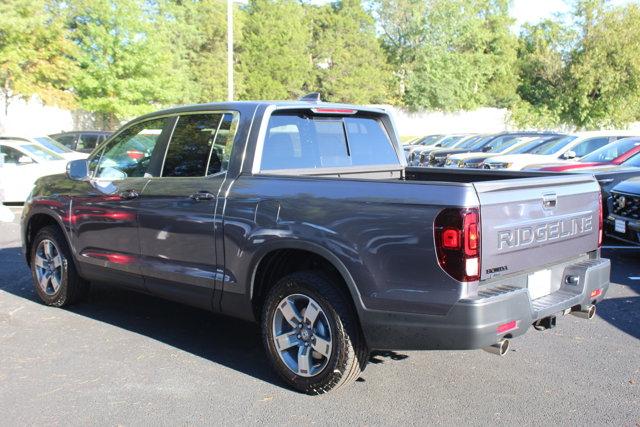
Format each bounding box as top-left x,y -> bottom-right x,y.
447,135 -> 566,169
404,134 -> 471,160
605,177 -> 640,245
49,131 -> 112,154
22,100 -> 609,394
403,134 -> 444,159
0,140 -> 68,202
408,134 -> 482,166
427,132 -> 559,167
534,137 -> 640,172
0,136 -> 87,161
445,135 -> 552,168
559,152 -> 640,218
483,131 -> 637,171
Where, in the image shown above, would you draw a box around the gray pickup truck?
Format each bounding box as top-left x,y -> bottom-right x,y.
21,100 -> 610,394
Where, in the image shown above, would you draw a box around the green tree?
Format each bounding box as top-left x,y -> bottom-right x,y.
311,0 -> 392,104
65,0 -> 185,124
239,0 -> 313,100
163,0 -> 243,103
564,2 -> 640,128
402,0 -> 518,111
369,0 -> 427,98
511,19 -> 573,127
0,0 -> 77,116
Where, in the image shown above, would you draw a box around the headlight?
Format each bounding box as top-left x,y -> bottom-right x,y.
457,160 -> 465,167
445,159 -> 453,165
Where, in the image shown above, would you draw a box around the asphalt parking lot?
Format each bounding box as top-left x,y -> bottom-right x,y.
0,206 -> 638,425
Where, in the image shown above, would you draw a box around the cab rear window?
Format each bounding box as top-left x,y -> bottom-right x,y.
260,112 -> 398,171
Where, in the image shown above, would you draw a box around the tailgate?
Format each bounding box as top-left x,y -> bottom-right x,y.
474,175 -> 600,281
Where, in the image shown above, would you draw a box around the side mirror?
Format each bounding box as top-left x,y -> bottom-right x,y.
18,155 -> 34,164
435,143 -> 442,147
66,159 -> 91,181
563,150 -> 577,160
482,146 -> 492,152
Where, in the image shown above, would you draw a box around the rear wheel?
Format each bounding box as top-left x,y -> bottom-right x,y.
30,225 -> 88,306
261,271 -> 367,394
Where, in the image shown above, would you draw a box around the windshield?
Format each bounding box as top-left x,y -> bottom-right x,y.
511,137 -> 553,154
621,152 -> 640,167
487,136 -> 536,153
458,135 -> 488,149
416,135 -> 443,146
581,137 -> 640,163
527,135 -> 577,155
438,136 -> 464,147
35,136 -> 73,154
20,144 -> 64,161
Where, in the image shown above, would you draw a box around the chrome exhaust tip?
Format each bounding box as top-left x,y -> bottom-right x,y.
483,338 -> 510,356
571,304 -> 596,320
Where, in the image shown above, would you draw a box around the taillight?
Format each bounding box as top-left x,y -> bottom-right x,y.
434,208 -> 481,282
598,196 -> 603,247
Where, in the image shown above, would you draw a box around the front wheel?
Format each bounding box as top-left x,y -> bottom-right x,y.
261,271 -> 368,394
30,225 -> 88,307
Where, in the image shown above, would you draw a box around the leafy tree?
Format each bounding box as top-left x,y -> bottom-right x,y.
65,0 -> 185,124
369,0 -> 427,97
163,0 -> 243,103
0,0 -> 77,117
564,2 -> 640,128
512,19 -> 573,127
311,0 -> 393,104
239,0 -> 312,100
401,0 -> 518,111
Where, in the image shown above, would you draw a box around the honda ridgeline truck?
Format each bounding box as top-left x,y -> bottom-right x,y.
21,99 -> 610,394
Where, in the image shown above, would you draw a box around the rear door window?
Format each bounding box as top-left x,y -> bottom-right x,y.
260,112 -> 398,171
54,134 -> 77,149
161,112 -> 238,177
77,134 -> 100,151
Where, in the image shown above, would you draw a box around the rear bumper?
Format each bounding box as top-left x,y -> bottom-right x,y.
361,258 -> 610,351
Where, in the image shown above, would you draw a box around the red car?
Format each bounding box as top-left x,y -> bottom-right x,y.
538,136 -> 640,172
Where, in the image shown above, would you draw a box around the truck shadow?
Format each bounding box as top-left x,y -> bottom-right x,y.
0,245 -> 408,391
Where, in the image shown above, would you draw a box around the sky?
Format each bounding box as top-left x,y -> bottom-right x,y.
511,0 -> 635,29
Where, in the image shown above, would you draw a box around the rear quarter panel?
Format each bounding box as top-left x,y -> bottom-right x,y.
221,175 -> 479,316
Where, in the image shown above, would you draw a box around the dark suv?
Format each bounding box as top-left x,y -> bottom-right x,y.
49,131 -> 112,153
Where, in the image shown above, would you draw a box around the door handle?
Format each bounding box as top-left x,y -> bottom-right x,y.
597,178 -> 614,185
119,189 -> 140,200
189,191 -> 215,201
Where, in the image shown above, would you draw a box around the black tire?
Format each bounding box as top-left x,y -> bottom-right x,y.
261,271 -> 368,394
30,225 -> 89,307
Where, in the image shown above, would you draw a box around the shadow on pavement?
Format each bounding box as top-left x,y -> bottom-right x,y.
0,245 -> 406,391
0,245 -> 289,390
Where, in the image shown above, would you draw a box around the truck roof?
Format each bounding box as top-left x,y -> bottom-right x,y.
135,101 -> 389,122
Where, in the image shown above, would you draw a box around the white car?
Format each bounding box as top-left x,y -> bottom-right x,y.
0,136 -> 88,161
482,131 -> 639,170
0,141 -> 68,202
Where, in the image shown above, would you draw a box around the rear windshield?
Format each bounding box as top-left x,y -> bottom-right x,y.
581,137 -> 640,163
260,112 -> 398,170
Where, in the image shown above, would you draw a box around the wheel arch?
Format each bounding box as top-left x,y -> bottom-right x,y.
25,212 -> 71,267
249,240 -> 366,320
